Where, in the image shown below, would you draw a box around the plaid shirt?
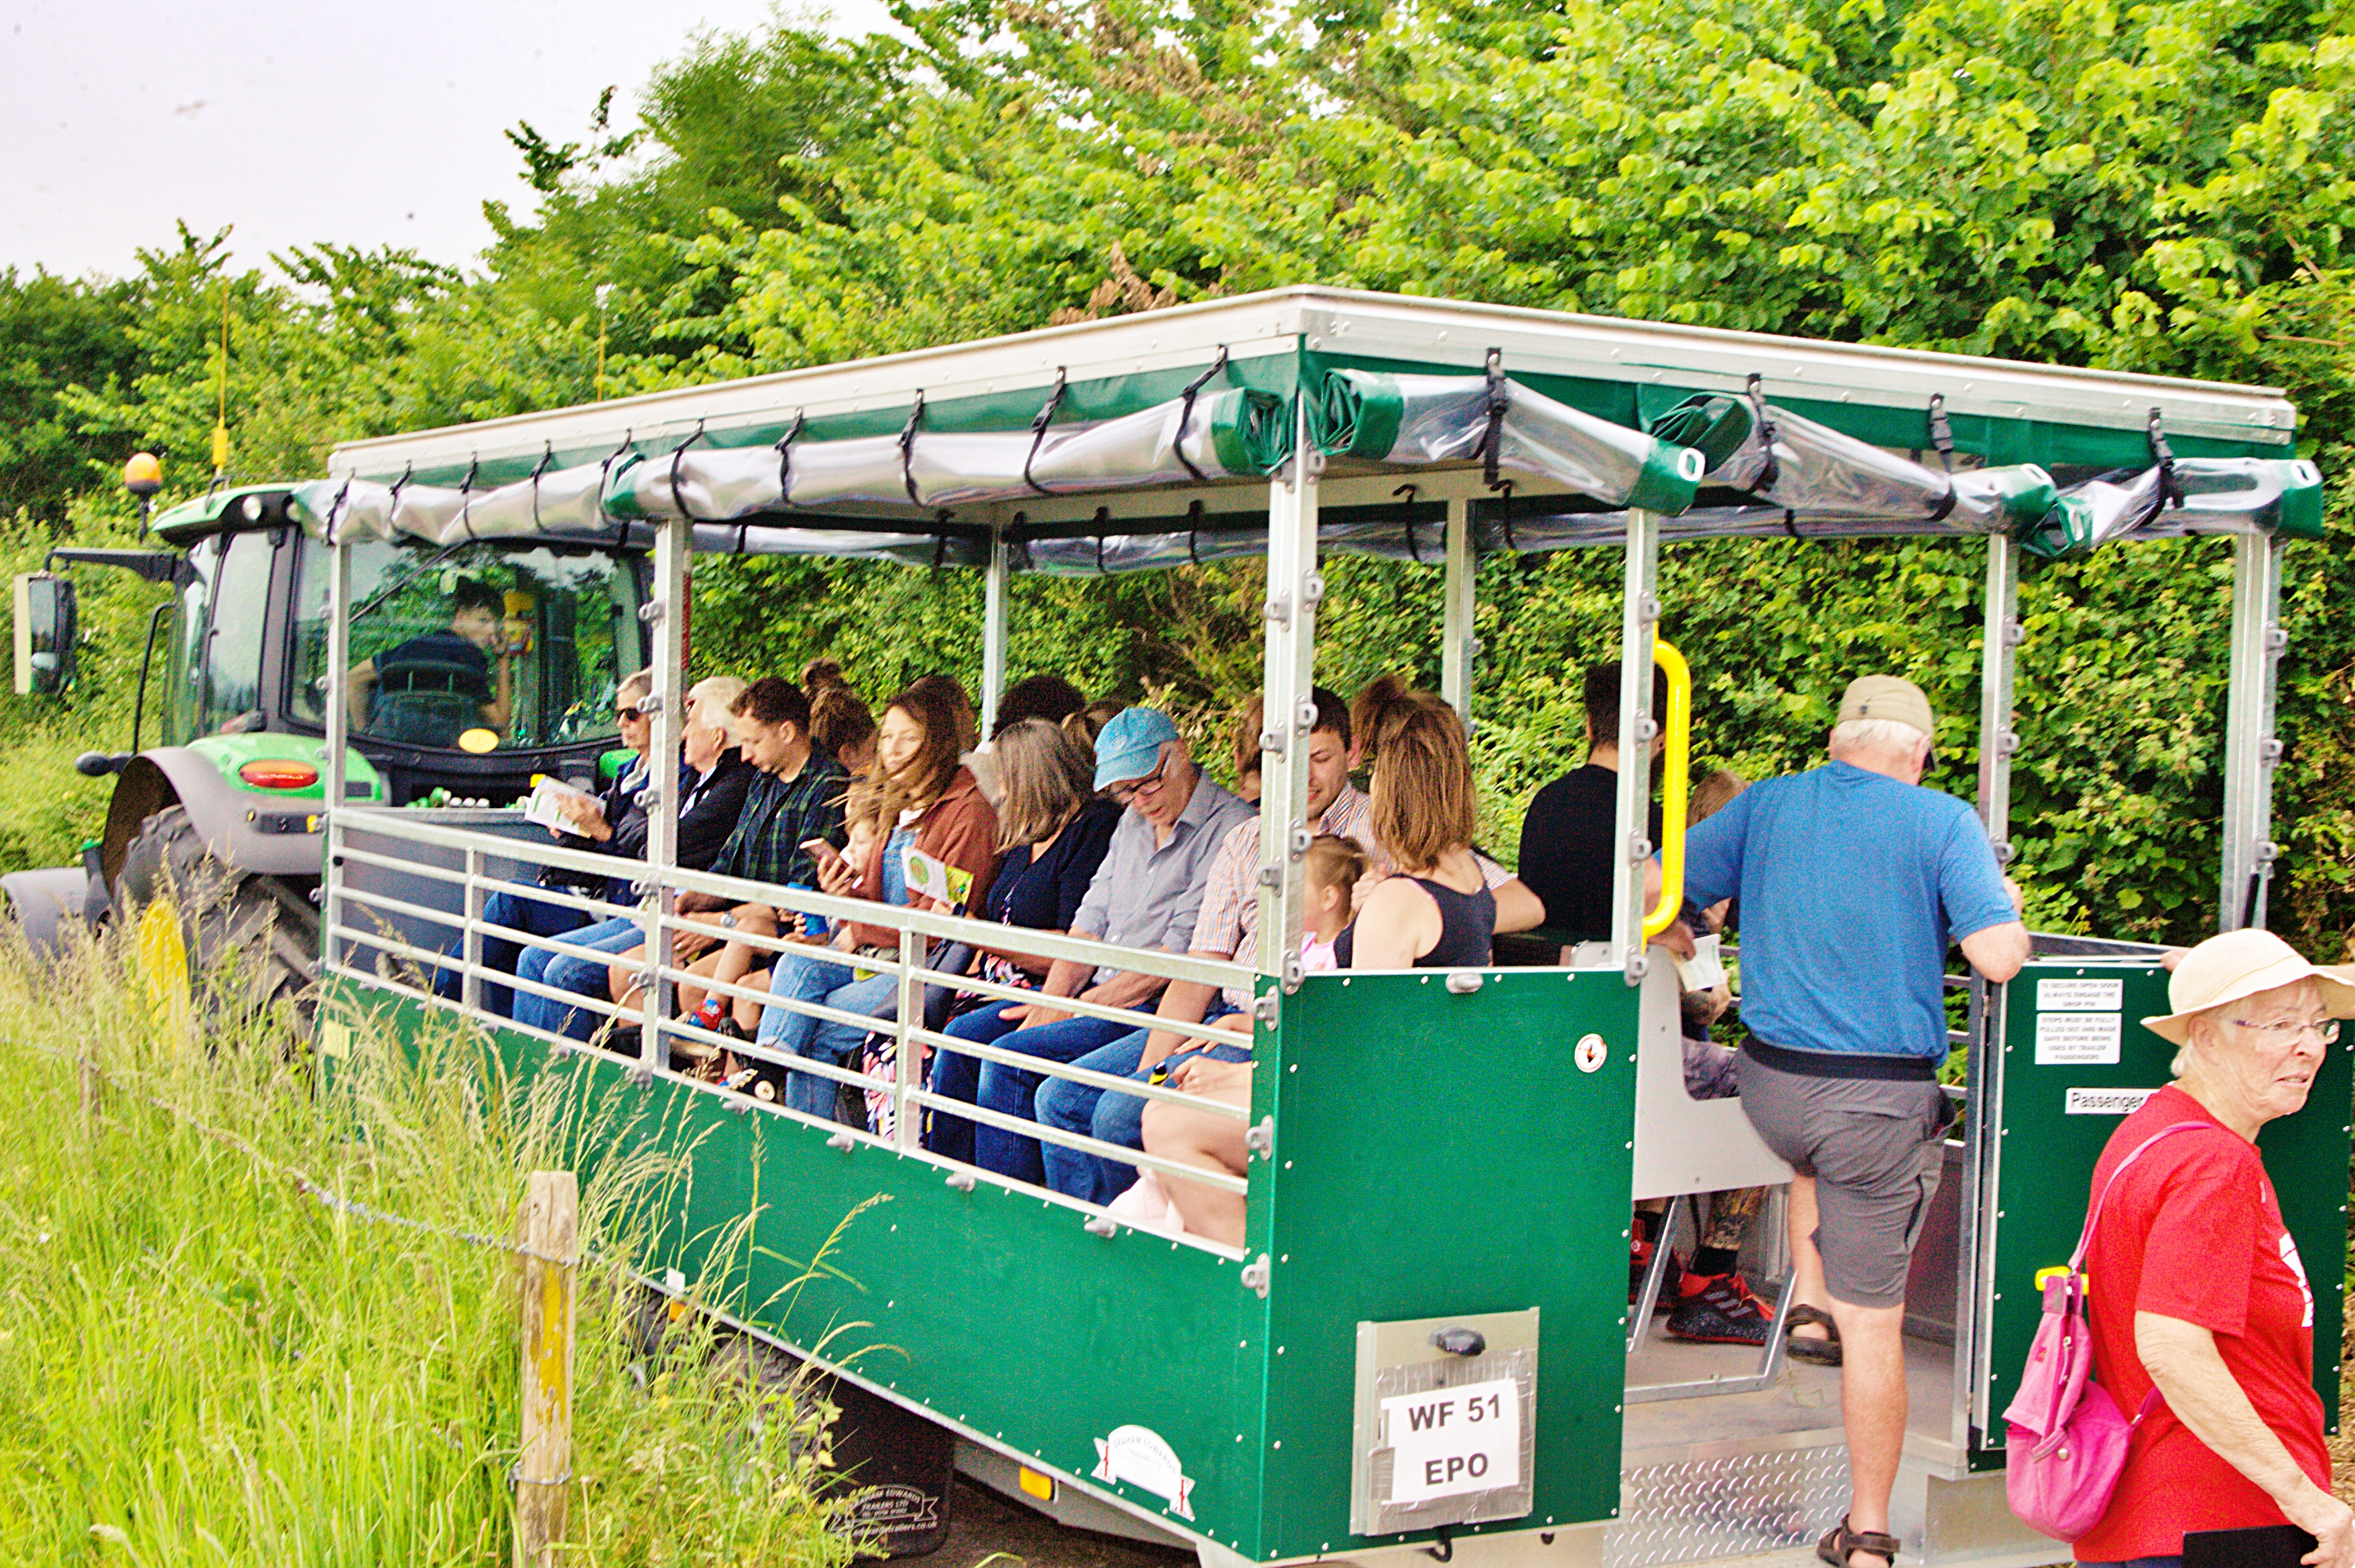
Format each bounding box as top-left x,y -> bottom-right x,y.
710,752 -> 848,893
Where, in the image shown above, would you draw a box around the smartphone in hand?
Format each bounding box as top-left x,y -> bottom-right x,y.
801,838 -> 844,872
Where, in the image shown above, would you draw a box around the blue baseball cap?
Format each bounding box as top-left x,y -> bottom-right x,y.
1092,706 -> 1180,791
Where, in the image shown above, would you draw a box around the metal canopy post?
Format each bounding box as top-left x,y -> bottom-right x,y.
1957,531 -> 2021,1450
1974,537 -> 2023,867
1441,495 -> 1476,722
1611,509 -> 1663,983
1256,405 -> 1322,992
2221,532 -> 2288,931
980,527 -> 1009,736
321,536 -> 353,976
639,514 -> 690,1066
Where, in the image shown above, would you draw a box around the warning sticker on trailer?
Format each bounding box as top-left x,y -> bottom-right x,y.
2036,1012 -> 2122,1066
1381,1377 -> 1521,1504
2038,978 -> 2125,1012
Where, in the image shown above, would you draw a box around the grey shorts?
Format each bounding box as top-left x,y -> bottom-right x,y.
1736,1050 -> 1948,1309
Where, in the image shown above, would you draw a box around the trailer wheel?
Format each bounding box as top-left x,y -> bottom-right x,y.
115,805 -> 318,1025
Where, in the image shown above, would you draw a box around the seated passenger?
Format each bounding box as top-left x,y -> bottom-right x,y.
991,675 -> 1088,737
434,666 -> 653,1017
514,676 -> 842,1043
1516,660 -> 1670,944
810,684 -> 879,776
1035,682 -> 1541,1208
756,681 -> 1001,1123
1065,698 -> 1124,748
926,718 -> 1121,1160
1298,834 -> 1363,974
1658,766 -> 1779,1350
929,706 -> 1252,1188
1230,696 -> 1265,805
1139,692 -> 1498,1244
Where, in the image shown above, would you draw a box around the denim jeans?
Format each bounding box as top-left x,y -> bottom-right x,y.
513,915 -> 646,1040
928,1001 -> 1133,1187
1037,1019 -> 1253,1204
434,887 -> 588,1018
755,948 -> 897,1124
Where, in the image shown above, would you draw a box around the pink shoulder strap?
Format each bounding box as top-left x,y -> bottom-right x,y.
2067,1118 -> 2212,1272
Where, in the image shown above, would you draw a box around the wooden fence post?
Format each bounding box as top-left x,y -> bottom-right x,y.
514,1171 -> 578,1568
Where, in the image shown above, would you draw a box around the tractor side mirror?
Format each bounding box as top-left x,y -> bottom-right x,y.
12,572 -> 76,697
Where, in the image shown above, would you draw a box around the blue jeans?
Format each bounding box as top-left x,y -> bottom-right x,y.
434,888 -> 588,1018
928,1002 -> 1133,1187
1037,1019 -> 1253,1204
514,915 -> 647,1041
755,949 -> 897,1124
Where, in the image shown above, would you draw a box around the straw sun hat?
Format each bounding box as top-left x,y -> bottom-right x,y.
2141,929 -> 2355,1046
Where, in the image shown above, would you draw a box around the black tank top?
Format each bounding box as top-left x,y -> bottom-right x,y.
1333,876 -> 1494,970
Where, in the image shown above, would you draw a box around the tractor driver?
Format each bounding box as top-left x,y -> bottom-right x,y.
346,578 -> 516,742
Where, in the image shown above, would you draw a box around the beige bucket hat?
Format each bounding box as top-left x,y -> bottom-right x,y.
2141,929 -> 2355,1045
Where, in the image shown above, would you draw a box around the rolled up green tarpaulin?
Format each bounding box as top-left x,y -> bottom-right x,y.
602,387 -> 1294,520
1651,393 -> 2056,532
2019,458 -> 2326,559
1312,370 -> 1704,515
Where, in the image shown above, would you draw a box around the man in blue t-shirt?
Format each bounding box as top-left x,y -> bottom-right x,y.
1684,674 -> 2025,1568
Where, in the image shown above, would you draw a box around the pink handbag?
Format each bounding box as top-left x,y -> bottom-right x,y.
2002,1120 -> 2207,1541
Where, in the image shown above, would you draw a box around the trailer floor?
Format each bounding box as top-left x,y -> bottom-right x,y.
1611,1325 -> 1974,1568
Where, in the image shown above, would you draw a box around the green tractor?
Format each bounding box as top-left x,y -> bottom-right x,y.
6,466 -> 653,1011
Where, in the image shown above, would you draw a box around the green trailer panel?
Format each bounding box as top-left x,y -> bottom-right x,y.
1253,967 -> 1639,1556
1978,960 -> 2350,1457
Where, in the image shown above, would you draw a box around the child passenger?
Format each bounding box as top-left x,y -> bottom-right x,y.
1299,834 -> 1365,974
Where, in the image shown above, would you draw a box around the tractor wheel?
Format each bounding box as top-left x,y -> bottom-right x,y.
115,805 -> 318,1025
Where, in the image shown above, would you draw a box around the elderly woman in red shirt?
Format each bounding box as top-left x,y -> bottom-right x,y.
2072,930 -> 2355,1568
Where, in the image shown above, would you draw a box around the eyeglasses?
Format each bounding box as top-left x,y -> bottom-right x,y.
1108,755 -> 1172,806
617,708 -> 649,724
2230,1017 -> 2341,1045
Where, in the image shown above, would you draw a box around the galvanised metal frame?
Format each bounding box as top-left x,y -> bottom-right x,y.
1611,509 -> 1663,983
1255,400 -> 1322,992
1441,496 -> 1476,723
322,809 -> 1259,1209
1958,535 -> 2022,1449
2221,531 -> 2288,931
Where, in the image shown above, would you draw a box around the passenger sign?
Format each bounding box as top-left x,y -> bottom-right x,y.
1380,1378 -> 1521,1504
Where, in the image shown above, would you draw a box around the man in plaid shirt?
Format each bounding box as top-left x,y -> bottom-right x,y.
519,677 -> 845,1043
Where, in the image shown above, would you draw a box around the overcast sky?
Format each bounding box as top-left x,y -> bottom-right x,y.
1,0 -> 898,284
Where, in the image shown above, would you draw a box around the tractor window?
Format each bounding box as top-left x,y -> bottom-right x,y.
288,537 -> 647,752
202,531 -> 273,733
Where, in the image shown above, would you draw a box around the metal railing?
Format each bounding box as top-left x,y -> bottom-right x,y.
323,807 -> 1261,1255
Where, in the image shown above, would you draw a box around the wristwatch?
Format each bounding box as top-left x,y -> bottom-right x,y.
719,913 -> 739,930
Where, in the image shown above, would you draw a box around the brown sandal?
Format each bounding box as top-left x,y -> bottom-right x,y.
1818,1515 -> 1899,1568
1786,1304 -> 1844,1367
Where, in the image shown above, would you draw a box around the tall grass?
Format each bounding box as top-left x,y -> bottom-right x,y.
0,922 -> 861,1567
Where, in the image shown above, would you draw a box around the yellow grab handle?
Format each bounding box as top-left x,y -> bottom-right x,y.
1643,637 -> 1692,941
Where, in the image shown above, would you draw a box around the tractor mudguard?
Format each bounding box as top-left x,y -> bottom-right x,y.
99,750 -> 330,890
0,866 -> 90,956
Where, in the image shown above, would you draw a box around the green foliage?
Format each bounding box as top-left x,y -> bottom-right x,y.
0,933 -> 854,1565
0,270 -> 144,521
5,0 -> 2354,960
